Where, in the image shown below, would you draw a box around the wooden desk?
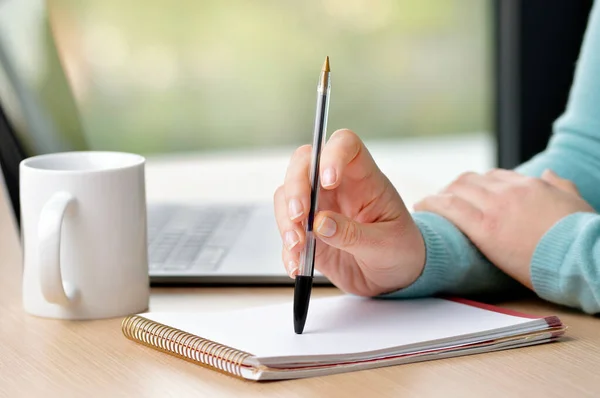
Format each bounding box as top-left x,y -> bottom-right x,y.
1,192 -> 600,397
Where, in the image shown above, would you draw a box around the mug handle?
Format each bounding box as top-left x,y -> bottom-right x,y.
37,192 -> 77,305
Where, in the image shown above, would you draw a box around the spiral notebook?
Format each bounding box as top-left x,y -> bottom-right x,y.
121,295 -> 565,381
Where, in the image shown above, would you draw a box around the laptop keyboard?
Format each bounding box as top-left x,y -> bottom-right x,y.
147,204 -> 252,272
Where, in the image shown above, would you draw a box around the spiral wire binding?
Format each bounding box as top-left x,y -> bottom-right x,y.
122,315 -> 252,377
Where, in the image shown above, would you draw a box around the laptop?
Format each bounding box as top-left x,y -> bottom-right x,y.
0,10 -> 329,286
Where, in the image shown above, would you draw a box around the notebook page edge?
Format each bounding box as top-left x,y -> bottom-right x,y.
256,319 -> 561,367
253,331 -> 558,381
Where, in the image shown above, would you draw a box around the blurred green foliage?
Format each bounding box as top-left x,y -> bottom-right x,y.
48,0 -> 491,155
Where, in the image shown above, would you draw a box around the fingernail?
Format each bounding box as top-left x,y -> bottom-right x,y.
322,168 -> 337,187
288,261 -> 298,278
316,216 -> 337,237
285,230 -> 300,250
289,198 -> 303,220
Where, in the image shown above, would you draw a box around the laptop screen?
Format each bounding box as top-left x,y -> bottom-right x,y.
0,1 -> 89,226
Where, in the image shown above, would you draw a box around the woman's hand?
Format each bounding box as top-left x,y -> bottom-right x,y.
414,169 -> 595,288
273,129 -> 425,296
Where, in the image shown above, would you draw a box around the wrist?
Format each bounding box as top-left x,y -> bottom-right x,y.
401,220 -> 427,288
378,212 -> 463,297
371,218 -> 426,295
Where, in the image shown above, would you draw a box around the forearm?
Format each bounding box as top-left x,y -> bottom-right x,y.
386,2 -> 600,308
531,212 -> 600,314
382,211 -> 522,299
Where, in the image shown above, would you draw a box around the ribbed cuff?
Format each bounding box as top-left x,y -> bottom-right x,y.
379,213 -> 459,298
530,212 -> 594,302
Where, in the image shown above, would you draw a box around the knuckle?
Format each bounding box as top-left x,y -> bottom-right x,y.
479,207 -> 501,235
502,180 -> 530,197
428,193 -> 456,209
481,214 -> 499,235
486,168 -> 502,176
440,194 -> 457,208
568,181 -> 580,193
523,176 -> 541,188
281,248 -> 293,267
456,171 -> 476,183
449,171 -> 475,190
471,208 -> 485,225
327,129 -> 363,167
522,179 -> 544,198
513,184 -> 529,196
293,144 -> 312,159
341,221 -> 361,247
446,180 -> 461,192
273,185 -> 284,201
331,128 -> 358,143
332,129 -> 361,150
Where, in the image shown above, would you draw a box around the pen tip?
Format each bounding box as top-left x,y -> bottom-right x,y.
322,56 -> 330,72
293,276 -> 313,334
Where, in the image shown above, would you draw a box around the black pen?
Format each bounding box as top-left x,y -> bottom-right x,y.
294,56 -> 331,334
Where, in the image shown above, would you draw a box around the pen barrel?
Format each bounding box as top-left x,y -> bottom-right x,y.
299,73 -> 330,277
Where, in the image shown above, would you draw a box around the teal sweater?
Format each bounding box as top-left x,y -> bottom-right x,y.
388,1 -> 600,314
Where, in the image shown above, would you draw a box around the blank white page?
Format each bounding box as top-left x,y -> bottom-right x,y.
143,295 -> 538,361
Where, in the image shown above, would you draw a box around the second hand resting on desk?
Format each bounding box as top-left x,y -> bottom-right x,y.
294,56 -> 332,334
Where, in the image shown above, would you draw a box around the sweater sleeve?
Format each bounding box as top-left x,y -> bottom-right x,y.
382,1 -> 600,314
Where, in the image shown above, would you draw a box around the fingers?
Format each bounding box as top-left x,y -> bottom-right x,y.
281,129 -> 381,222
541,169 -> 580,195
487,168 -> 580,196
275,186 -> 306,278
485,168 -> 528,182
319,129 -> 380,190
283,145 -> 312,221
312,210 -> 396,261
413,193 -> 483,233
439,171 -> 493,204
276,129 -> 390,279
274,185 -> 305,251
282,246 -> 300,278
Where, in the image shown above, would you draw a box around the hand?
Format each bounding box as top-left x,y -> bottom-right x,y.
414,169 -> 595,288
273,129 -> 425,296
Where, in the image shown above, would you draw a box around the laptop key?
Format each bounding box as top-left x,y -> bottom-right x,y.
165,235 -> 207,269
147,205 -> 251,272
192,246 -> 226,270
149,230 -> 185,268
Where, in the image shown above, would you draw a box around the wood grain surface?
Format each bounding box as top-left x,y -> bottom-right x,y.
1,187 -> 599,398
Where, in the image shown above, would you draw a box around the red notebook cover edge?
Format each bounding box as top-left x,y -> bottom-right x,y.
443,296 -> 563,327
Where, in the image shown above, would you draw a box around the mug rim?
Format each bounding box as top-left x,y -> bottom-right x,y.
20,151 -> 145,174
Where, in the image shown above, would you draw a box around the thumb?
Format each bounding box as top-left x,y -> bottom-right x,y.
313,210 -> 396,261
541,169 -> 580,195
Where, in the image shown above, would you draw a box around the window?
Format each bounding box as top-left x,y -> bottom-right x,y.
41,0 -> 492,155
1,0 -> 494,206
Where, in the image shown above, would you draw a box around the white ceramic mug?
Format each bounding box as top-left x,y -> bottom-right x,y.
20,151 -> 150,319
